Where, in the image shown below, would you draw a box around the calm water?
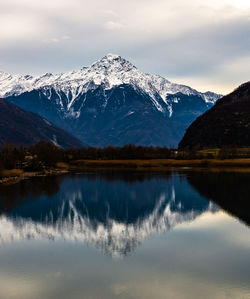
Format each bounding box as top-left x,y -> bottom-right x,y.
0,170 -> 250,299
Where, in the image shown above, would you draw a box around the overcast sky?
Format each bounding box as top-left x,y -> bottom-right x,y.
0,0 -> 250,94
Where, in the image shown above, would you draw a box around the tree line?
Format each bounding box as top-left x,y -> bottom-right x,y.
0,141 -> 175,171
0,141 -> 247,173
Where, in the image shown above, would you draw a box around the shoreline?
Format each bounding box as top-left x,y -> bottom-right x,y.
0,169 -> 69,186
68,158 -> 250,169
2,158 -> 250,185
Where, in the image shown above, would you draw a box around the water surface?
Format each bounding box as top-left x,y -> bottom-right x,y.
0,171 -> 249,299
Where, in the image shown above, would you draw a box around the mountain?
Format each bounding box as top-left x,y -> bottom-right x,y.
0,54 -> 222,147
0,99 -> 84,148
179,81 -> 250,149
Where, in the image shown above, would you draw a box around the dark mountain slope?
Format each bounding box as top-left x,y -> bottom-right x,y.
0,99 -> 84,148
6,85 -> 214,147
179,82 -> 250,149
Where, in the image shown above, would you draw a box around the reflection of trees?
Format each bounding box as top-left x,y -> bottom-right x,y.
0,172 -> 172,218
81,170 -> 172,184
0,176 -> 62,213
187,171 -> 250,227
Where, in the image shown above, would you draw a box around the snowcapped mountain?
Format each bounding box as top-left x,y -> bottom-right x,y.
1,54 -> 222,147
0,54 -> 220,111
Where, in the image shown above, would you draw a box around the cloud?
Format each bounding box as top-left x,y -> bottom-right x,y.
0,0 -> 249,93
104,21 -> 125,31
0,14 -> 46,44
42,36 -> 71,44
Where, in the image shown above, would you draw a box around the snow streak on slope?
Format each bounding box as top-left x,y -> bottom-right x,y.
0,54 -> 221,116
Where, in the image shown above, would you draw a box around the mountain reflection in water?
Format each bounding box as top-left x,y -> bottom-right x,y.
188,171 -> 250,227
0,172 -> 219,257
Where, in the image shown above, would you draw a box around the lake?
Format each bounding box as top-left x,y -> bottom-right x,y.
0,170 -> 250,299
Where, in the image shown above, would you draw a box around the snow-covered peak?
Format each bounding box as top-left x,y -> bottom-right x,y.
95,53 -> 126,65
0,54 -> 222,115
89,53 -> 137,75
104,53 -> 121,60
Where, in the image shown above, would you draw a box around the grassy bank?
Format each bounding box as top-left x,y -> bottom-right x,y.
2,140 -> 250,185
66,158 -> 250,170
3,158 -> 250,185
0,168 -> 68,185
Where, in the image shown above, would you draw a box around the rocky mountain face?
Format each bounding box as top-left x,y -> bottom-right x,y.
0,54 -> 222,147
179,81 -> 250,149
0,99 -> 84,148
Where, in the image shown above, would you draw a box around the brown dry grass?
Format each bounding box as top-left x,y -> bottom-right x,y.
199,147 -> 250,158
2,158 -> 250,185
0,169 -> 24,177
56,162 -> 70,169
68,158 -> 250,170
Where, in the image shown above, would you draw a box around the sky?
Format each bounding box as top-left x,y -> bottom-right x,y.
0,0 -> 250,94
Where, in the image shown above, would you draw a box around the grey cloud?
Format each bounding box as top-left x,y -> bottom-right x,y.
0,0 -> 249,93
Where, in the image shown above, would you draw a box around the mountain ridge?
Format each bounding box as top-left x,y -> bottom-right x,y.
0,54 -> 221,111
1,54 -> 222,147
